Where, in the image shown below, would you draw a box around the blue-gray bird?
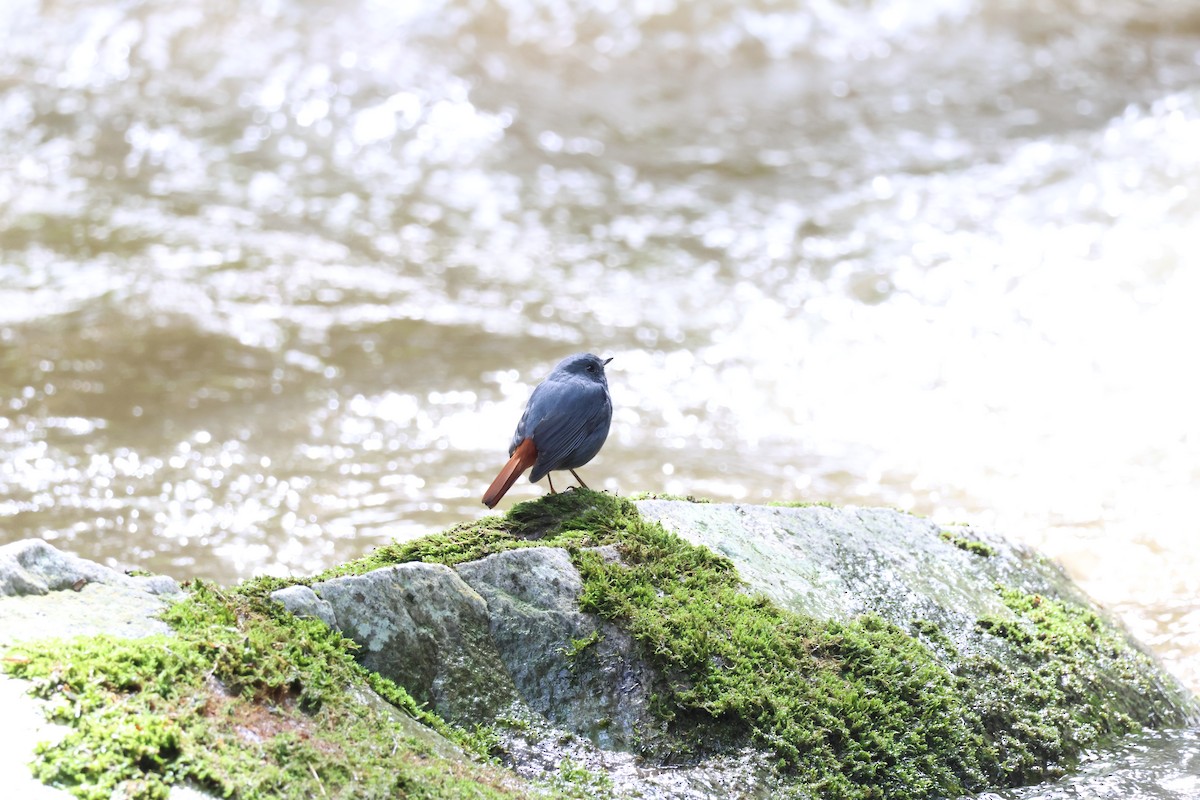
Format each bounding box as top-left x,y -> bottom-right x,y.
482,353 -> 613,508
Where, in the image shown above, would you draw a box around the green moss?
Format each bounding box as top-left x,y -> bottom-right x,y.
767,500 -> 835,508
560,630 -> 602,660
548,756 -> 615,799
494,714 -> 532,733
4,581 -> 531,800
938,530 -> 997,558
961,585 -> 1187,783
573,540 -> 994,798
910,619 -> 960,659
628,492 -> 712,503
318,491 -> 644,579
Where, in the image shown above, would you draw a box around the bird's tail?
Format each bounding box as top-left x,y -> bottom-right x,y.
482,437 -> 538,508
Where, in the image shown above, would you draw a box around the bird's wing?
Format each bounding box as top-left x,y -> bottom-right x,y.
523,378 -> 611,474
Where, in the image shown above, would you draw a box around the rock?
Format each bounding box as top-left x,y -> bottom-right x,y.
0,540 -> 201,800
979,727 -> 1200,800
283,544 -> 789,796
636,501 -> 1198,729
5,497 -> 1199,800
0,538 -> 180,598
287,547 -> 667,753
0,582 -> 177,643
0,669 -> 73,800
3,541 -> 490,800
454,546 -> 660,750
634,502 -> 1049,645
0,539 -> 181,647
269,584 -> 337,627
297,494 -> 1198,798
305,562 -> 518,723
346,682 -> 468,763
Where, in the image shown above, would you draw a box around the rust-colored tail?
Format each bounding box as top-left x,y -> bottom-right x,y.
482,438 -> 538,508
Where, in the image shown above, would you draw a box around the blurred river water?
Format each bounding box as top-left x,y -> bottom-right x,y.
1,0 -> 1199,705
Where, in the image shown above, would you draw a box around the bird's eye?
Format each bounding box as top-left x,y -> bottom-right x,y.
586,365 -> 595,373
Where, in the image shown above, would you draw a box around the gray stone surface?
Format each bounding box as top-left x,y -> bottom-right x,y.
347,682 -> 467,763
0,672 -> 73,800
0,538 -> 181,598
637,502 -> 1099,656
455,546 -> 659,750
310,562 -> 518,723
636,502 -> 1017,624
0,539 -> 180,649
0,540 -> 197,800
0,582 -> 176,643
270,584 -> 337,628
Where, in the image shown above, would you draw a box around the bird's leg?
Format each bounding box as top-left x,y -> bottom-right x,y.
568,469 -> 590,490
547,474 -> 557,494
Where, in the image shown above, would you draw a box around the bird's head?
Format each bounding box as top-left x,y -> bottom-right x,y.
555,352 -> 612,383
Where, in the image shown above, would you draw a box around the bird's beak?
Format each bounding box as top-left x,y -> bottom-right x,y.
603,357 -> 613,365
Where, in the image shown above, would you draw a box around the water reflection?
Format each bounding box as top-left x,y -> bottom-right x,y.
1,0 -> 1199,705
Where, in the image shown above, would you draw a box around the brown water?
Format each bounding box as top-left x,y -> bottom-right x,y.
1,0 -> 1199,703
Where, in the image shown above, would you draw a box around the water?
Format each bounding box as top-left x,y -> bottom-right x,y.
1,0 -> 1198,722
978,728 -> 1200,799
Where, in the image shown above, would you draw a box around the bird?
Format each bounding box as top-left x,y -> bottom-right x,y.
482,353 -> 613,508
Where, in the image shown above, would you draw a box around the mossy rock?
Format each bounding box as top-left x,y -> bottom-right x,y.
302,492 -> 1197,798
0,565 -> 543,800
3,495 -> 1196,800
